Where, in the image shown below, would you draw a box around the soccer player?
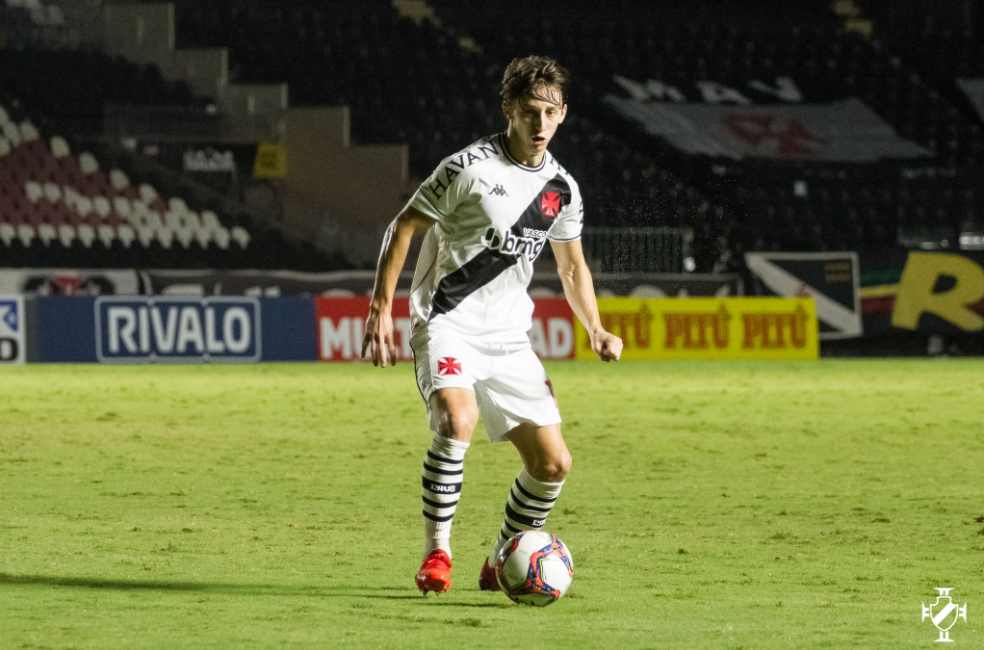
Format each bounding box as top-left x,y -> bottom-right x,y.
362,55 -> 623,594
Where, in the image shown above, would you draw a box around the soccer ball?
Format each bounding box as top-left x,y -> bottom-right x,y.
494,530 -> 573,606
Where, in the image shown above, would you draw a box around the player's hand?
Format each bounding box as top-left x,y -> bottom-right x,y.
591,329 -> 622,362
361,306 -> 397,367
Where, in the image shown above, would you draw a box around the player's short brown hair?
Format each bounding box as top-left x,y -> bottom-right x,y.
500,56 -> 571,106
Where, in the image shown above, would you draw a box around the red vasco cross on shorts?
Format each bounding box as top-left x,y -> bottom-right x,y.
438,357 -> 462,376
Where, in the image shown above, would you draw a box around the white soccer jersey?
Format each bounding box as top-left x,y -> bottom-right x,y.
407,132 -> 584,339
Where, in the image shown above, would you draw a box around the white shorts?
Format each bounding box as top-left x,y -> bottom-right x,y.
409,332 -> 561,443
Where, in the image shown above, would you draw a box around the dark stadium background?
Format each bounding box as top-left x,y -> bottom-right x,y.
0,0 -> 982,357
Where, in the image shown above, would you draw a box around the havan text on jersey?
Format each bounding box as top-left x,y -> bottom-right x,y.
425,140 -> 501,200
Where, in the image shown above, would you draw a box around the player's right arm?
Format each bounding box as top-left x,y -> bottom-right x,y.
362,205 -> 436,367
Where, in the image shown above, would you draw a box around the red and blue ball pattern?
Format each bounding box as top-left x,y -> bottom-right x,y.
496,531 -> 574,605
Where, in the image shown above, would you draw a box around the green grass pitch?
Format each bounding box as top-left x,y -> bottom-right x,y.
1,360 -> 982,649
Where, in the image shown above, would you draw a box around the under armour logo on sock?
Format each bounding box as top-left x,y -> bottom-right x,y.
488,184 -> 509,197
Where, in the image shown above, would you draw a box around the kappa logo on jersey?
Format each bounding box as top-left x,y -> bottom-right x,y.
541,192 -> 561,218
483,227 -> 546,263
438,357 -> 462,376
489,184 -> 509,197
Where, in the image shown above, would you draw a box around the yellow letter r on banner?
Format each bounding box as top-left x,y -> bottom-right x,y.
892,252 -> 984,331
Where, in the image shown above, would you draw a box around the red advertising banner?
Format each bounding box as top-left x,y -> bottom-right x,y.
316,297 -> 575,362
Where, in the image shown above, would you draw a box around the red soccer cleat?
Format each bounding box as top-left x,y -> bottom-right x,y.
416,549 -> 452,594
478,556 -> 500,591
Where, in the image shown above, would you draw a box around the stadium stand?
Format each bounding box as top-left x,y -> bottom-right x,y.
434,0 -> 984,253
5,0 -> 982,270
154,0 -> 984,262
0,22 -> 339,270
152,0 -> 726,269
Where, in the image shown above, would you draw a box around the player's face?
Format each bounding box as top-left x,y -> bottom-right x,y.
503,86 -> 567,160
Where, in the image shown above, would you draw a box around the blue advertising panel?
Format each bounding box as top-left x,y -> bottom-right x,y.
258,296 -> 317,362
33,296 -> 317,363
96,297 -> 261,363
0,295 -> 26,364
34,296 -> 97,363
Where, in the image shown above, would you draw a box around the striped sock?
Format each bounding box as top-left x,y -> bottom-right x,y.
489,467 -> 564,561
421,434 -> 469,559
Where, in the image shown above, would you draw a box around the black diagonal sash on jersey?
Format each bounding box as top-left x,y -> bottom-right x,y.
430,175 -> 572,318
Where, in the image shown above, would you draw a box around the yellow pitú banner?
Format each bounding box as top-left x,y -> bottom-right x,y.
575,298 -> 819,360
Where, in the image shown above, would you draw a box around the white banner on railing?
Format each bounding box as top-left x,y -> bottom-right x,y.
603,97 -> 932,161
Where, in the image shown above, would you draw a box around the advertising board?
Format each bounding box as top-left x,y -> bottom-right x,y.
32,296 -> 316,363
0,295 -> 25,364
575,298 -> 819,360
96,297 -> 262,364
316,297 -> 576,362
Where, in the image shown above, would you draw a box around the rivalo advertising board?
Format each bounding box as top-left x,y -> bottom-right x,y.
32,296 -> 316,363
96,297 -> 261,363
316,297 -> 576,362
575,298 -> 819,360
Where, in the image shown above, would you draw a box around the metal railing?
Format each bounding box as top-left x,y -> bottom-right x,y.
581,227 -> 685,273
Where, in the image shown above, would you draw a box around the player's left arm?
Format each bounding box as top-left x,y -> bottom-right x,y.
551,239 -> 622,362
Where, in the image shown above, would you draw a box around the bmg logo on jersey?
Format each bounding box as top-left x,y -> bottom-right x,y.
96,297 -> 261,363
0,295 -> 26,364
483,227 -> 546,262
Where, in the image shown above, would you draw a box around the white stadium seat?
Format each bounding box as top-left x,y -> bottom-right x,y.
175,228 -> 193,249
185,210 -> 202,231
97,224 -> 115,247
164,210 -> 182,231
194,228 -> 213,248
49,136 -> 71,158
213,226 -> 231,250
62,186 -> 81,211
93,196 -> 112,221
24,181 -> 43,203
17,224 -> 36,247
138,184 -> 159,203
200,210 -> 221,232
19,121 -> 39,143
75,196 -> 93,219
76,224 -> 95,248
3,121 -> 22,147
0,137 -> 11,157
43,182 -> 62,203
135,226 -> 154,248
109,169 -> 130,192
0,223 -> 16,246
117,225 -> 135,248
231,226 -> 251,248
78,151 -> 99,175
113,196 -> 133,221
58,225 -> 76,247
37,223 -> 57,246
156,228 -> 174,250
0,105 -> 9,125
147,210 -> 164,231
168,197 -> 189,214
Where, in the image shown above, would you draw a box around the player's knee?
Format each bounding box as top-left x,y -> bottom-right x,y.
437,410 -> 476,440
535,450 -> 572,482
